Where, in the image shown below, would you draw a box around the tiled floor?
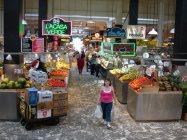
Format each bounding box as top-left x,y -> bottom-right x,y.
0,64 -> 187,140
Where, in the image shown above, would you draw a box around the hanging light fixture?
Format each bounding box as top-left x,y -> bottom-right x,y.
87,0 -> 95,24
148,0 -> 158,35
6,54 -> 12,61
170,28 -> 175,33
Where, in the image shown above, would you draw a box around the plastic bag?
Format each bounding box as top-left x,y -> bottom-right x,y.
94,105 -> 103,119
111,104 -> 117,121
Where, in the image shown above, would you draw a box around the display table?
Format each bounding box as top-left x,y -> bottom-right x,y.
0,89 -> 20,121
115,79 -> 129,104
127,87 -> 183,121
99,65 -> 113,79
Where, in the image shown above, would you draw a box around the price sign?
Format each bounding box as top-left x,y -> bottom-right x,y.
182,76 -> 187,82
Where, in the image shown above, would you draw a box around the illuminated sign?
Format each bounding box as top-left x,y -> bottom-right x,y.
112,43 -> 136,56
42,17 -> 72,36
107,27 -> 126,37
127,25 -> 146,39
61,38 -> 71,43
137,40 -> 158,47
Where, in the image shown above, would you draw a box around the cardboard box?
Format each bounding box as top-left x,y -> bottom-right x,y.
53,92 -> 68,101
38,90 -> 53,103
53,100 -> 68,108
26,88 -> 38,105
37,109 -> 51,119
37,102 -> 53,110
53,107 -> 68,116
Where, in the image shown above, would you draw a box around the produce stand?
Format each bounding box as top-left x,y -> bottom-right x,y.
127,87 -> 183,121
115,78 -> 129,104
0,89 -> 20,121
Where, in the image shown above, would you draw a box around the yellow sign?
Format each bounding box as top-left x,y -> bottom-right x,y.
136,40 -> 158,47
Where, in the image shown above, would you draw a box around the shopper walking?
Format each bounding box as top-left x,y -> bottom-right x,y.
90,54 -> 96,75
77,51 -> 85,74
95,55 -> 100,77
98,78 -> 115,128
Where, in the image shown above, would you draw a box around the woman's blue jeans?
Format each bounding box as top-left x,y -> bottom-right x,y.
101,102 -> 113,122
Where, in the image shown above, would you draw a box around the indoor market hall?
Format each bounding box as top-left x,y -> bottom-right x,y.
0,61 -> 187,140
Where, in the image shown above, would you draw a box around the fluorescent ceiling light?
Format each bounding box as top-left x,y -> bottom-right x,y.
170,28 -> 175,33
148,28 -> 158,35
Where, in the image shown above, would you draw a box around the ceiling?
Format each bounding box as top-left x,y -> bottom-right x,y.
0,0 -> 176,36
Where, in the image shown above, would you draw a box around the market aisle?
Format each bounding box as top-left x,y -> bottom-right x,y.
0,62 -> 187,140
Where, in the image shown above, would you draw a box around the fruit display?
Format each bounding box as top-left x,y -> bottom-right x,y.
119,73 -> 144,82
110,69 -> 125,75
129,77 -> 153,91
47,79 -> 66,87
49,70 -> 68,77
0,77 -> 31,89
56,62 -> 70,70
156,75 -> 181,91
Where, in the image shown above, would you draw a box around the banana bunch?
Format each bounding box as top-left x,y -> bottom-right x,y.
110,69 -> 125,75
119,73 -> 144,82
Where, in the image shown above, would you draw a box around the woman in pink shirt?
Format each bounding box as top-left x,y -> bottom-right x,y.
98,78 -> 115,128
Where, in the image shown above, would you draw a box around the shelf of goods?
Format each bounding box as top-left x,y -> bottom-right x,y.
127,87 -> 182,121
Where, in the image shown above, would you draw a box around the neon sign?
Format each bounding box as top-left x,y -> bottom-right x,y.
112,43 -> 136,56
42,17 -> 72,36
107,27 -> 126,37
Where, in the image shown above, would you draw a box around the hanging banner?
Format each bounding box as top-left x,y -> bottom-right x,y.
107,27 -> 126,37
112,43 -> 136,56
42,17 -> 72,36
21,38 -> 32,52
127,25 -> 146,39
32,38 -> 44,53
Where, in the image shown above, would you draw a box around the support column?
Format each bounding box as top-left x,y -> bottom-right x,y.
129,0 -> 139,44
4,0 -> 22,64
115,0 -> 123,25
157,0 -> 164,47
38,0 -> 48,37
173,0 -> 187,61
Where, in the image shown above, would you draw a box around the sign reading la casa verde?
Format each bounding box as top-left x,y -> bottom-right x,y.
42,17 -> 72,36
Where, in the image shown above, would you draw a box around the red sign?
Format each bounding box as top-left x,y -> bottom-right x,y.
32,38 -> 44,53
182,76 -> 187,82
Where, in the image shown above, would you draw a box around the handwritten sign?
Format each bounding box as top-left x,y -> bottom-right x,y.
22,38 -> 32,52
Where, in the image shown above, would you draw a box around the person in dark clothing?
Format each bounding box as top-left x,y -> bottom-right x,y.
36,58 -> 47,72
95,55 -> 100,77
90,54 -> 96,75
